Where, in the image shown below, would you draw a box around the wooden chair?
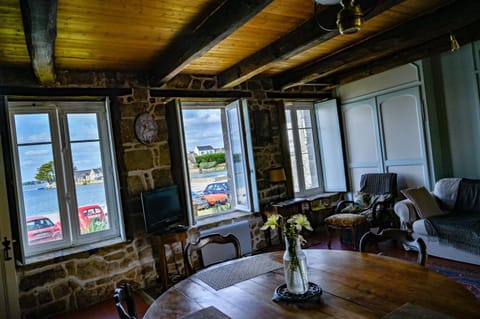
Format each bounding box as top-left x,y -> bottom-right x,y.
113,283 -> 138,319
359,228 -> 427,266
184,233 -> 242,274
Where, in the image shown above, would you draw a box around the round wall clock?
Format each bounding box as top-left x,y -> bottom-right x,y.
134,112 -> 158,144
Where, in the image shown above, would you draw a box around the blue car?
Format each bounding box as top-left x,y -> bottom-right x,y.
203,182 -> 230,195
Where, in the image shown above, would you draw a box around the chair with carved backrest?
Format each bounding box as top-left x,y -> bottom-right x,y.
184,233 -> 242,275
359,228 -> 428,266
113,282 -> 138,319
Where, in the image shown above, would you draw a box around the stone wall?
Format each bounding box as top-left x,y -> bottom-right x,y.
15,78 -> 288,318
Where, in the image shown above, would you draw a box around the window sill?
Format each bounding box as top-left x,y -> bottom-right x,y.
195,210 -> 253,228
21,237 -> 127,266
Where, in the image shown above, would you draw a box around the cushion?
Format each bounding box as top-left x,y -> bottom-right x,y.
401,187 -> 446,219
325,213 -> 367,227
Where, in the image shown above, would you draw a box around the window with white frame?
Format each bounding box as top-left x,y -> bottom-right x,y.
8,101 -> 123,260
285,100 -> 346,197
179,100 -> 257,220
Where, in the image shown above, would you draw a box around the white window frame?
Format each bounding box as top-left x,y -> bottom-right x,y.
8,100 -> 124,261
179,99 -> 258,223
285,100 -> 347,197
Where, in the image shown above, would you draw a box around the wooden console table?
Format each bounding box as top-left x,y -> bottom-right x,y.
151,230 -> 189,290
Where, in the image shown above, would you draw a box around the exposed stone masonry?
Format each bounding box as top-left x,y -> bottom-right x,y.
16,77 -> 288,318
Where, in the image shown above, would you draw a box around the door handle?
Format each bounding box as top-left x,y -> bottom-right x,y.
2,237 -> 12,261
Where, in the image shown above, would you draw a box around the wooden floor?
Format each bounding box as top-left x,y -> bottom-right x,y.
56,227 -> 478,318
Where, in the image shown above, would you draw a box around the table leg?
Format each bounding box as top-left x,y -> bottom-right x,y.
326,225 -> 333,249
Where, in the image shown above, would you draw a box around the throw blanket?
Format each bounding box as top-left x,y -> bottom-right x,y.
425,178 -> 480,254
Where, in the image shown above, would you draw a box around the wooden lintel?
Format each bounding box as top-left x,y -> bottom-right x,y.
150,89 -> 252,98
273,0 -> 480,90
20,0 -> 58,85
266,91 -> 331,100
150,0 -> 273,86
217,0 -> 403,88
0,87 -> 132,97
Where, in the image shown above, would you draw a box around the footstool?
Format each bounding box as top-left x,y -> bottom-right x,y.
324,213 -> 368,250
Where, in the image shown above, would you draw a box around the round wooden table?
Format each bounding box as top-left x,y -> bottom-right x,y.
144,249 -> 480,319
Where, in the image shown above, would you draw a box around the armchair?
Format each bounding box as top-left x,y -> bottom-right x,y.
336,173 -> 398,230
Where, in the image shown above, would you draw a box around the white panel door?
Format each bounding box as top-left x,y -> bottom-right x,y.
342,98 -> 382,191
0,137 -> 20,319
378,87 -> 429,189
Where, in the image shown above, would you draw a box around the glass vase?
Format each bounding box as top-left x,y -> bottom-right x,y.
283,236 -> 309,294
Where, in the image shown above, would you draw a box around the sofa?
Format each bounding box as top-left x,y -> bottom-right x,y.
394,178 -> 480,265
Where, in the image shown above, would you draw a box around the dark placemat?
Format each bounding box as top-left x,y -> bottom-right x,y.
181,306 -> 231,319
196,254 -> 282,290
272,282 -> 322,303
382,303 -> 455,319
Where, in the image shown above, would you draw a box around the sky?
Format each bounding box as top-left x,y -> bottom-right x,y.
182,109 -> 224,152
15,113 -> 102,183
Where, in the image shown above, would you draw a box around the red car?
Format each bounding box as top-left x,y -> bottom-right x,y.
26,216 -> 62,245
203,193 -> 228,206
78,204 -> 107,233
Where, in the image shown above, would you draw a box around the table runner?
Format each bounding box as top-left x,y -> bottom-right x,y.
181,306 -> 231,319
196,254 -> 282,290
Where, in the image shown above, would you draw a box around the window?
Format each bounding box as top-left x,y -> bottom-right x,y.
8,101 -> 123,260
285,100 -> 346,197
180,100 -> 257,220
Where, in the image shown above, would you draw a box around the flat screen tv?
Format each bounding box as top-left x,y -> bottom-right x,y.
141,185 -> 184,234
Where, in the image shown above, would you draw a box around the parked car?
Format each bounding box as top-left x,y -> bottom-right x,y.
78,204 -> 107,233
203,193 -> 228,206
192,191 -> 210,210
26,216 -> 62,245
203,182 -> 230,195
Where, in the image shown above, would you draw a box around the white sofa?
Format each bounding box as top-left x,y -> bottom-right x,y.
394,178 -> 480,265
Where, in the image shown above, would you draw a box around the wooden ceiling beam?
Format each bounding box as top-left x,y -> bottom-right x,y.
149,0 -> 273,87
217,0 -> 403,88
273,0 -> 480,90
321,20 -> 480,89
20,0 -> 57,85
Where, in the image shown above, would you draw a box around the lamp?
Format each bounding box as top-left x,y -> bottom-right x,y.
337,0 -> 363,34
269,167 -> 287,183
269,167 -> 287,200
450,33 -> 460,52
313,0 -> 364,35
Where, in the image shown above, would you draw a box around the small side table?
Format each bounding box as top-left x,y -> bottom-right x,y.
152,230 -> 188,290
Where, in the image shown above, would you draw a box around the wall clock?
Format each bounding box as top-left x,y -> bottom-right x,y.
134,112 -> 158,144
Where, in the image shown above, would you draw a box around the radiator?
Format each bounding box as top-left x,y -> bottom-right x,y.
199,220 -> 252,266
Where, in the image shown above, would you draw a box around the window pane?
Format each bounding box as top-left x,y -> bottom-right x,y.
14,114 -> 51,144
298,128 -> 319,190
71,142 -> 109,234
15,114 -> 63,246
182,109 -> 230,216
67,114 -> 99,141
287,129 -> 300,193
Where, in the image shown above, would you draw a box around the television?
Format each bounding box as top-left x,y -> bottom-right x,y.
140,185 -> 184,235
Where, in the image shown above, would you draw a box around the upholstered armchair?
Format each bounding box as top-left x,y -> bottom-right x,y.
335,173 -> 398,230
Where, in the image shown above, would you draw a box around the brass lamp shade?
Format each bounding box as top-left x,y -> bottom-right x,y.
337,0 -> 363,34
269,167 -> 287,183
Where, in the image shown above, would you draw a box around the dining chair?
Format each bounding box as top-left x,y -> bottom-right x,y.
184,233 -> 242,274
359,228 -> 427,266
113,283 -> 138,319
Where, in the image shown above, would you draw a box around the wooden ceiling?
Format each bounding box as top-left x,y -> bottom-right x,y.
1,0 -> 480,92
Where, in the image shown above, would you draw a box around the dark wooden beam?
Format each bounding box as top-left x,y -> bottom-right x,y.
150,89 -> 252,98
217,0 -> 403,88
322,20 -> 480,89
273,0 -> 480,90
20,0 -> 57,85
149,0 -> 273,87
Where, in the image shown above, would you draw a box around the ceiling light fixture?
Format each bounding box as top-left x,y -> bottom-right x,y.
313,0 -> 364,35
450,33 -> 460,52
